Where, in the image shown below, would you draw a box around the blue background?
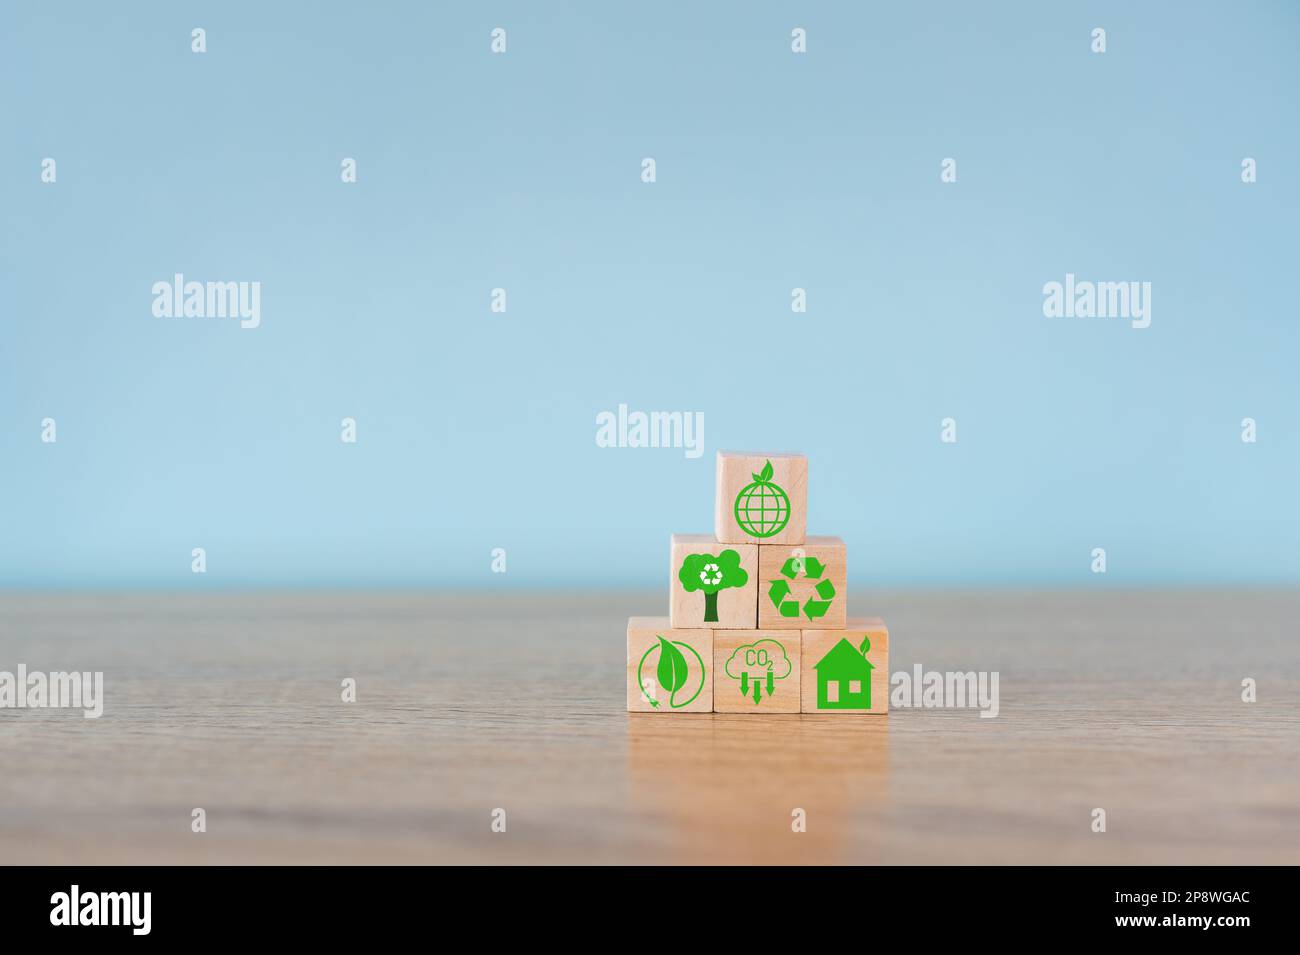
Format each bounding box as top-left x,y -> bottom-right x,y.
3,1 -> 1297,588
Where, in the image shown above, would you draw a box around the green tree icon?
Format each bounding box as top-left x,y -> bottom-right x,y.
733,460 -> 791,538
678,549 -> 749,622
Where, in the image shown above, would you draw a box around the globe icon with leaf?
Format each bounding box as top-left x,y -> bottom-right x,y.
733,459 -> 790,538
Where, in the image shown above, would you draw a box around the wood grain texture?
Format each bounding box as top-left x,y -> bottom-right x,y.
669,534 -> 758,630
801,620 -> 889,714
713,630 -> 801,713
715,451 -> 808,546
626,618 -> 712,713
758,536 -> 848,630
1,590 -> 1298,864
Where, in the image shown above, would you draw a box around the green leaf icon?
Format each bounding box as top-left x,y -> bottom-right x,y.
638,636 -> 705,709
753,459 -> 774,483
656,636 -> 688,698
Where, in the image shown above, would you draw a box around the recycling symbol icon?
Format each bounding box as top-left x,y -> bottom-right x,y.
768,557 -> 836,620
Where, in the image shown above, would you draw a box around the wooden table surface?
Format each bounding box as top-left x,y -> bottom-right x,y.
1,590 -> 1297,865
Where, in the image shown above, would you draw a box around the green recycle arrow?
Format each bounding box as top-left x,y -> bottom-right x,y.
770,559 -> 836,620
768,579 -> 800,617
780,556 -> 825,579
802,579 -> 836,619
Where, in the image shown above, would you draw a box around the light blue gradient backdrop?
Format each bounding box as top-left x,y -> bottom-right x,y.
3,2 -> 1297,588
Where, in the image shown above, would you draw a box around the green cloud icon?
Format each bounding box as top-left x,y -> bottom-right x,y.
724,638 -> 792,681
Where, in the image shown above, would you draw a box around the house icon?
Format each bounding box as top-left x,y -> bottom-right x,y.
814,636 -> 874,709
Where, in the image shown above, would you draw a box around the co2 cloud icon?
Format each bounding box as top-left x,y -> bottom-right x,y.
723,638 -> 793,704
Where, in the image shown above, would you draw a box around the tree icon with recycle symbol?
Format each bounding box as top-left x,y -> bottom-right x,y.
768,556 -> 836,620
678,549 -> 748,623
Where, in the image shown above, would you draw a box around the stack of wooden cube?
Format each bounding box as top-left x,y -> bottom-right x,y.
627,451 -> 889,714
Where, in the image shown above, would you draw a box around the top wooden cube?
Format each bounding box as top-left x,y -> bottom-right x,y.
715,451 -> 807,546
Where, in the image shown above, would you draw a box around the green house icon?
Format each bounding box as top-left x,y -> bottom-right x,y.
814,637 -> 874,709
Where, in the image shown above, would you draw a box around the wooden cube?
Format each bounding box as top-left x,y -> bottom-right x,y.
627,617 -> 713,713
800,619 -> 889,714
669,534 -> 757,629
713,630 -> 801,713
715,451 -> 807,546
758,536 -> 847,630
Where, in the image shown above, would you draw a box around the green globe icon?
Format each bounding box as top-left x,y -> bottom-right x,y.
733,459 -> 790,538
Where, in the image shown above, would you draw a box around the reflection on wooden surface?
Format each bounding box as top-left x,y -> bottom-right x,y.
627,715 -> 889,864
2,591 -> 1298,864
